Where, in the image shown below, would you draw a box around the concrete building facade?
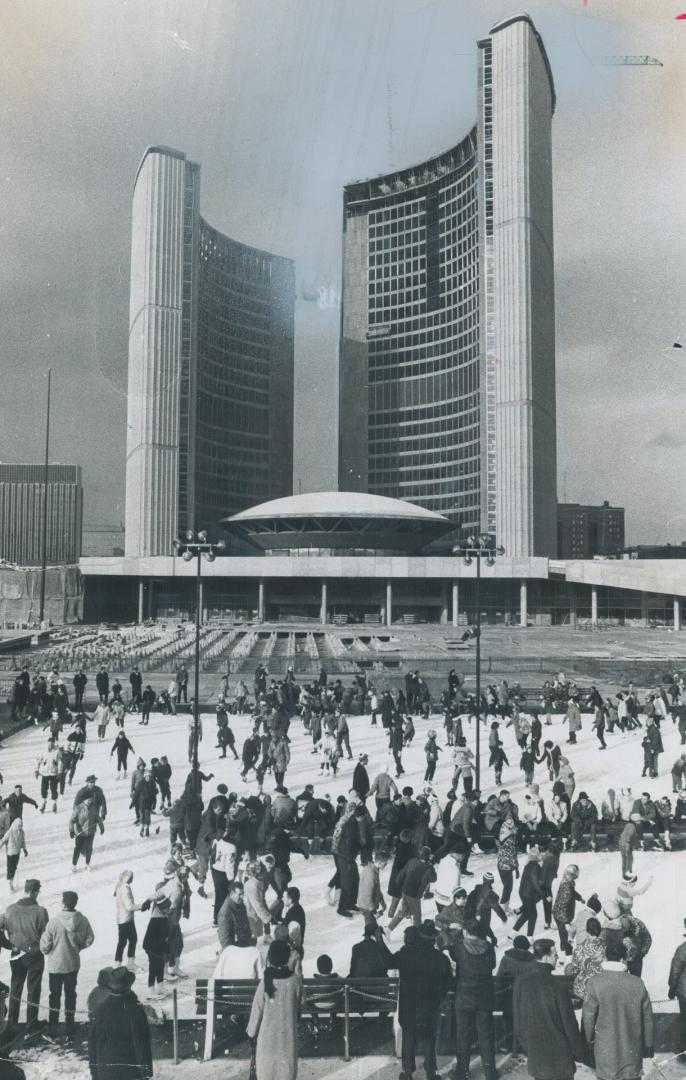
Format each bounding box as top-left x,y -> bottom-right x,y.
0,464 -> 83,565
125,146 -> 295,559
339,15 -> 557,557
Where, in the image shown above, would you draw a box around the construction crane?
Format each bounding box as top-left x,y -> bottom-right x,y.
601,55 -> 663,66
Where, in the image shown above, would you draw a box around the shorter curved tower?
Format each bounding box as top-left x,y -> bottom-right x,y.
125,147 -> 295,558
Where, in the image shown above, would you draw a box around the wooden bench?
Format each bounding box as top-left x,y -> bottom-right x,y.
578,818 -> 686,851
196,976 -> 399,1060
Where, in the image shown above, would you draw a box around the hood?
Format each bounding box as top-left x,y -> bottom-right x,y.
57,910 -> 81,928
504,948 -> 533,963
462,936 -> 490,956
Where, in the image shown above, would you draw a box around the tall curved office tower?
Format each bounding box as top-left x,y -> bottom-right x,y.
125,147 -> 295,558
339,15 -> 557,556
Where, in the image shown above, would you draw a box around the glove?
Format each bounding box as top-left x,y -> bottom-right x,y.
668,990 -> 676,1000
69,829 -> 74,839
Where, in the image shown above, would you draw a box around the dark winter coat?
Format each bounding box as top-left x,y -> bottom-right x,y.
519,860 -> 545,903
496,946 -> 535,991
451,935 -> 496,1010
552,875 -> 584,924
393,942 -> 453,1028
513,963 -> 585,1080
88,991 -> 153,1080
352,763 -> 370,800
387,839 -> 415,899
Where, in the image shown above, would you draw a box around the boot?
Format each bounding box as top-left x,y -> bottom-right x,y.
40,802 -> 46,814
145,826 -> 150,837
51,802 -> 57,813
140,827 -> 145,837
664,833 -> 672,850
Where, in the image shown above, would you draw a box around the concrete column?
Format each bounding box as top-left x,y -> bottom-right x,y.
519,580 -> 528,628
568,585 -> 577,628
452,581 -> 459,628
258,579 -> 265,623
675,598 -> 682,632
440,582 -> 449,625
641,593 -> 649,625
147,579 -> 154,620
137,580 -> 144,624
591,585 -> 598,627
385,580 -> 393,627
320,580 -> 328,625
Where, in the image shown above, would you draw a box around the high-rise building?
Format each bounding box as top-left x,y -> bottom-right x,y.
339,14 -> 557,556
558,501 -> 625,559
125,147 -> 295,558
0,464 -> 83,565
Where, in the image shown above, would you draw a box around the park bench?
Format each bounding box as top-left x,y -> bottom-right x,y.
577,818 -> 686,851
196,975 -> 399,1060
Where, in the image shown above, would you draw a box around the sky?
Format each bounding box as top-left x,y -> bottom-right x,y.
0,0 -> 684,544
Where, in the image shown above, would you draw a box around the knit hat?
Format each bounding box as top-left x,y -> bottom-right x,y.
513,936 -> 530,950
483,872 -> 494,883
623,872 -> 637,883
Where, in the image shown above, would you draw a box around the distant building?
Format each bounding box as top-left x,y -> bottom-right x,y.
125,146 -> 295,558
0,464 -> 83,565
557,501 -> 625,559
339,15 -> 558,557
621,544 -> 686,560
82,523 -> 125,558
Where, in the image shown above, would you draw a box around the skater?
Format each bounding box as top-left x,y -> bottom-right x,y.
140,685 -> 155,725
93,700 -> 111,742
111,730 -> 135,778
152,756 -> 172,808
423,730 -> 441,783
216,705 -> 238,759
35,738 -> 61,814
113,870 -> 142,968
552,864 -> 584,955
0,816 -> 28,890
131,768 -> 158,838
70,796 -> 104,871
40,890 -> 94,1040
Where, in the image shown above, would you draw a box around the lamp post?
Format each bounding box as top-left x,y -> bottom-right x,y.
453,534 -> 505,789
173,530 -> 226,782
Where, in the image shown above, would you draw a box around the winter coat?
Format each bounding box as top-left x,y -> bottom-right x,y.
0,896 -> 49,954
569,936 -> 605,999
513,963 -> 585,1080
582,968 -> 654,1080
434,856 -> 461,906
565,702 -> 582,733
271,739 -> 291,773
357,863 -> 382,911
369,771 -> 397,800
387,839 -> 415,898
115,882 -> 139,925
496,946 -> 534,990
352,763 -> 370,800
496,832 -> 519,874
40,909 -> 94,973
393,942 -> 453,1027
519,861 -> 545,903
668,941 -> 686,998
217,897 -> 252,949
451,935 -> 496,1009
132,777 -> 157,812
70,800 -> 103,839
246,971 -> 303,1080
88,990 -> 153,1080
558,763 -> 576,799
464,884 -> 506,928
0,818 -> 25,857
553,874 -> 583,924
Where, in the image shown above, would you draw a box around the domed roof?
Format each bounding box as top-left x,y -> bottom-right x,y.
226,491 -> 449,524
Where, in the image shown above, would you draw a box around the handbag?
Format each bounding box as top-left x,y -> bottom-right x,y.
249,1041 -> 258,1080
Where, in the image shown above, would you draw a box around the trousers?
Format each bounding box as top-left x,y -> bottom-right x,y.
48,970 -> 78,1033
9,952 -> 44,1028
454,1005 -> 497,1080
401,1017 -> 441,1078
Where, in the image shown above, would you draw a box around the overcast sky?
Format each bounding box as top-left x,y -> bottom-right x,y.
1,0 -> 684,544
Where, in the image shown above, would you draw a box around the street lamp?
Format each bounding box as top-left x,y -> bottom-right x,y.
452,533 -> 505,789
173,530 -> 226,782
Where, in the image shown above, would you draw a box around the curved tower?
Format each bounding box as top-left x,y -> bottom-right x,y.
339,14 -> 557,556
125,147 -> 295,558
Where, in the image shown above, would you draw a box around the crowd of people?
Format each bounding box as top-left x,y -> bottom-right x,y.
0,659 -> 685,1080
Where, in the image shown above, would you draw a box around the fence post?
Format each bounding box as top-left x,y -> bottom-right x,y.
173,987 -> 179,1065
203,979 -> 215,1061
343,982 -> 350,1061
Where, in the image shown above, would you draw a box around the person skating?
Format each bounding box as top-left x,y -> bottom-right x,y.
70,795 -> 105,871
140,685 -> 155,725
0,816 -> 28,891
451,918 -> 498,1080
131,767 -> 158,838
512,848 -> 545,937
423,730 -> 441,783
35,738 -> 61,814
551,864 -> 585,955
111,730 -> 135,779
114,870 -> 142,970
